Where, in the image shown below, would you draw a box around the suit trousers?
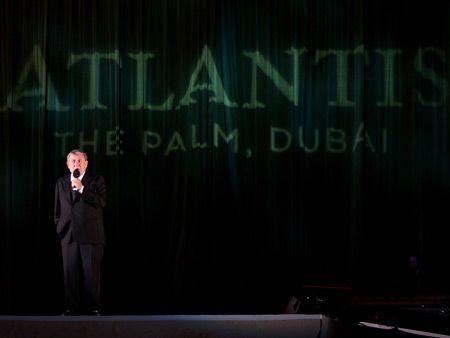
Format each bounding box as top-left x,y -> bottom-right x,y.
62,241 -> 103,311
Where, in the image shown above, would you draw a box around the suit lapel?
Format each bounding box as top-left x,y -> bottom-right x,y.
81,172 -> 90,188
63,175 -> 72,203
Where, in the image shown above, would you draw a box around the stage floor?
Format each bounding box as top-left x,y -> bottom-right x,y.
0,314 -> 331,338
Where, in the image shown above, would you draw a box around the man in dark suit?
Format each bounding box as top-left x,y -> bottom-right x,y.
54,149 -> 106,315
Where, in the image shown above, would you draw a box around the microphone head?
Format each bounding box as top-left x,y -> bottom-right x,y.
73,169 -> 80,178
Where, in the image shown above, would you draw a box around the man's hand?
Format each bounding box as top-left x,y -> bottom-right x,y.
71,178 -> 83,191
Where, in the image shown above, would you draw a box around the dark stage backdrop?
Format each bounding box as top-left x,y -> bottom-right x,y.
1,0 -> 449,314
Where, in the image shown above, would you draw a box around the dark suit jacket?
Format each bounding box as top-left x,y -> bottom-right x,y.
54,172 -> 106,244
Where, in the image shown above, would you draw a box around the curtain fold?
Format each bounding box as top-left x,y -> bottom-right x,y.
0,0 -> 449,314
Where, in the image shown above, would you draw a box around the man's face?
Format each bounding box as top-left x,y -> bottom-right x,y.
66,153 -> 88,175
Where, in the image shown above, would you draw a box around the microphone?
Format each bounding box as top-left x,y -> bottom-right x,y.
72,169 -> 80,191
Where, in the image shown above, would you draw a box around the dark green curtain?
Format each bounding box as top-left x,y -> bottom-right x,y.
1,0 -> 449,314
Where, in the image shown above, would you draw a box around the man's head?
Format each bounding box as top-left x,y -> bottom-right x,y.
66,149 -> 88,175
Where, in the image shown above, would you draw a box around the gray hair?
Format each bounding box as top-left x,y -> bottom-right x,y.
66,149 -> 88,161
